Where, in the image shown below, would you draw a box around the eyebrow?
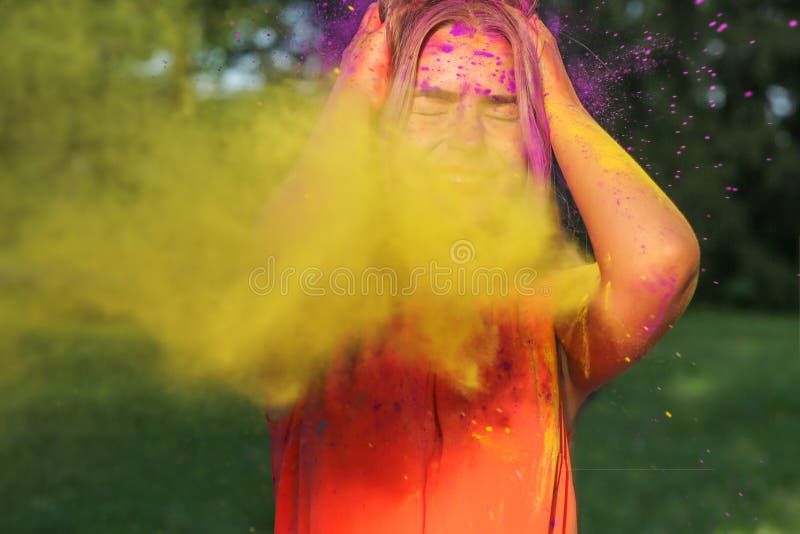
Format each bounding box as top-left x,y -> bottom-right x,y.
413,88 -> 517,104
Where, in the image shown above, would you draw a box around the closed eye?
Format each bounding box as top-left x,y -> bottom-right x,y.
484,112 -> 518,122
412,110 -> 448,117
411,96 -> 452,116
484,106 -> 519,122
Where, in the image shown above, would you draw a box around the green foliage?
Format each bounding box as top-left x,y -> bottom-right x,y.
0,0 -> 189,201
545,0 -> 798,310
1,0 -> 795,312
3,3 -> 795,531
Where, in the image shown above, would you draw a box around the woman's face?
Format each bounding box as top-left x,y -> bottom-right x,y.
405,22 -> 527,194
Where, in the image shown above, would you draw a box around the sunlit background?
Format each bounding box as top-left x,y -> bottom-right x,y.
1,0 -> 797,532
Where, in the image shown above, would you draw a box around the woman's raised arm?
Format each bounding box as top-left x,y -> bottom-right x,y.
528,14 -> 701,404
257,4 -> 389,418
256,2 -> 388,230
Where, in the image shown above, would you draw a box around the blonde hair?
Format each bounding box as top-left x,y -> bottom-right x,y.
379,0 -> 592,264
381,0 -> 550,183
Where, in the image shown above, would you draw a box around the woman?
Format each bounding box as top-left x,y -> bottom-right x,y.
266,1 -> 700,532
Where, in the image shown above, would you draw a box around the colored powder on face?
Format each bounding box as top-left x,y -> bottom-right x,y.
313,3 -> 676,134
312,0 -> 709,148
449,21 -> 477,38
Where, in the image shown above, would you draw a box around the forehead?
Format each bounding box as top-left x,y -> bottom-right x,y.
416,22 -> 515,95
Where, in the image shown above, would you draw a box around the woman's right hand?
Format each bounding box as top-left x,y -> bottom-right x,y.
259,2 -> 388,230
330,2 -> 389,110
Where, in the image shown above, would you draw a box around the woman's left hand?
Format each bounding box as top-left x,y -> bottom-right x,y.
526,14 -> 586,117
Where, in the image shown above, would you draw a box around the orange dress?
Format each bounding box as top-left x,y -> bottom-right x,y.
266,298 -> 578,534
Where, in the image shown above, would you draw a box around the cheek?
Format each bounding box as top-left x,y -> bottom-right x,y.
484,121 -> 526,167
404,115 -> 448,148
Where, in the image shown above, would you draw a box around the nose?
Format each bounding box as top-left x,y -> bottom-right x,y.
446,99 -> 485,154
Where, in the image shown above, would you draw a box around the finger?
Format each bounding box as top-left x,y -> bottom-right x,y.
530,14 -> 556,41
529,16 -> 559,62
524,15 -> 545,60
360,2 -> 382,32
527,13 -> 544,37
357,2 -> 379,33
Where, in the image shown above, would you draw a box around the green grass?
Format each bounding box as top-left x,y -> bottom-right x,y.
1,307 -> 796,533
572,306 -> 799,533
0,324 -> 275,533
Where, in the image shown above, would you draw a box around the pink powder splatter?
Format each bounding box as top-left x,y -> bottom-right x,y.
506,68 -> 516,93
450,21 -> 477,38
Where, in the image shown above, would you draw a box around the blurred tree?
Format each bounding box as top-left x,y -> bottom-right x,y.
189,0 -> 321,94
540,0 -> 798,310
2,0 -> 795,309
